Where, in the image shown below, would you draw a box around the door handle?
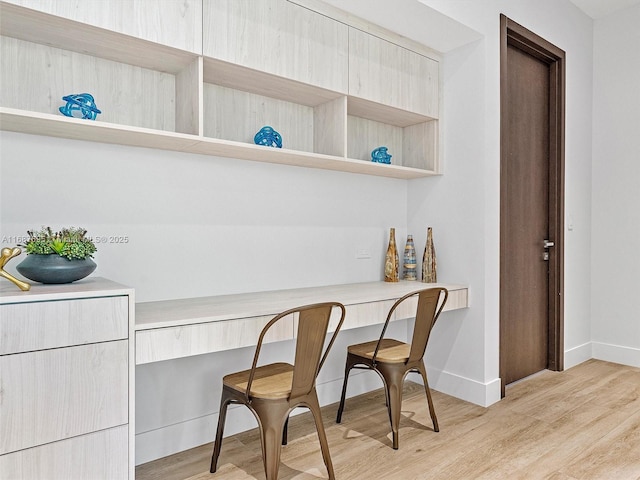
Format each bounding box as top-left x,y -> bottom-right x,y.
543,239 -> 555,249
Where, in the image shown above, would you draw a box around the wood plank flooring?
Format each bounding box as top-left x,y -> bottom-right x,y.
136,359 -> 640,480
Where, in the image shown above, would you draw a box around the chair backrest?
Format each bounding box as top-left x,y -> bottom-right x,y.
373,287 -> 448,364
408,287 -> 448,363
291,302 -> 346,400
246,302 -> 346,402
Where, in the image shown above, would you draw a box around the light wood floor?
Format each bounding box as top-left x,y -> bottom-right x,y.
136,359 -> 640,480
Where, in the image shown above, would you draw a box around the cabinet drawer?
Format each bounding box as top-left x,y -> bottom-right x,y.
0,425 -> 128,480
342,300 -> 396,331
394,287 -> 469,320
0,296 -> 128,354
0,340 -> 128,454
136,315 -> 294,364
349,27 -> 439,118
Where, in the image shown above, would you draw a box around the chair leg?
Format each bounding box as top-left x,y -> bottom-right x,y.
336,354 -> 357,423
379,366 -> 405,450
418,362 -> 439,432
210,389 -> 232,473
282,416 -> 289,445
307,392 -> 336,480
252,400 -> 289,480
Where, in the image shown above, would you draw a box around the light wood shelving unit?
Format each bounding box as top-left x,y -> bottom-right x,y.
0,0 -> 442,179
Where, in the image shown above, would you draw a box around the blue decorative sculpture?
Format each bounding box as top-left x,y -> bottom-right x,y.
59,93 -> 102,120
371,146 -> 392,164
254,126 -> 282,148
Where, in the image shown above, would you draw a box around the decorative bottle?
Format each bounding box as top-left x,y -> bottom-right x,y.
403,234 -> 417,280
384,227 -> 399,282
422,227 -> 437,283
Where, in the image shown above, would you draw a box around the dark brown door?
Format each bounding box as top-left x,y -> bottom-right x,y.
500,15 -> 565,394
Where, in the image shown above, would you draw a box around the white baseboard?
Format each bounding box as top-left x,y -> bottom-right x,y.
135,366 -> 498,465
564,342 -> 592,369
429,368 -> 501,408
592,341 -> 640,368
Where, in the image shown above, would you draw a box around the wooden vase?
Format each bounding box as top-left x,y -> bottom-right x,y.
384,227 -> 399,282
422,227 -> 437,283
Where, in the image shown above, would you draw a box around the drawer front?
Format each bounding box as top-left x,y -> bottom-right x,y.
394,288 -> 469,320
0,340 -> 128,454
0,425 -> 128,480
444,288 -> 469,311
342,300 -> 396,331
136,315 -> 293,364
0,296 -> 128,355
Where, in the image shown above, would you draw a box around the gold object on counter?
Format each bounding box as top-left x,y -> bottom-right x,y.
0,247 -> 31,291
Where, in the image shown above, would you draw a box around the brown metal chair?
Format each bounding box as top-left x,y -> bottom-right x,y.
336,287 -> 448,449
210,302 -> 346,480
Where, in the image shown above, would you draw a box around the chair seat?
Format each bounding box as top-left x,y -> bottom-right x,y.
223,362 -> 294,399
348,338 -> 410,363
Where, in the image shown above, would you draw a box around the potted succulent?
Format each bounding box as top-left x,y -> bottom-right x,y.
17,226 -> 97,284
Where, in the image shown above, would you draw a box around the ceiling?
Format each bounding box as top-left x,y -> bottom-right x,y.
313,0 -> 483,52
568,0 -> 640,18
313,0 -> 640,53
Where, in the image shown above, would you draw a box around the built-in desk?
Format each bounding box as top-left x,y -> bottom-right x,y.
135,281 -> 468,365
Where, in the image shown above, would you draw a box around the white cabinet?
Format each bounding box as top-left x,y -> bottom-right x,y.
0,0 -> 441,179
204,0 -> 348,93
0,278 -> 135,480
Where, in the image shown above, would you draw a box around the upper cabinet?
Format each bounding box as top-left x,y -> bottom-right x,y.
203,0 -> 348,93
0,0 -> 442,179
348,27 -> 439,119
2,0 -> 202,53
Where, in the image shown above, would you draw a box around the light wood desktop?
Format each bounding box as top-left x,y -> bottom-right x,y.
135,281 -> 468,364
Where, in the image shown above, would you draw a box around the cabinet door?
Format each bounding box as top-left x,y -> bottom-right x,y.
0,341 -> 128,454
349,27 -> 439,118
203,0 -> 348,93
3,0 -> 202,53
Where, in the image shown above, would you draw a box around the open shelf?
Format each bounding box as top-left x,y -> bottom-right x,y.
0,108 -> 435,179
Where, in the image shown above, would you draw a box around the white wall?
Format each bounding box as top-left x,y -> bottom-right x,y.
591,4 -> 640,367
0,133 -> 406,301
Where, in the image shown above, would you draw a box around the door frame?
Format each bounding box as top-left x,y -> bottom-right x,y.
499,14 -> 565,395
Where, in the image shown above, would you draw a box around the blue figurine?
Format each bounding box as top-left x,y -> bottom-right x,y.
59,93 -> 102,120
371,146 -> 392,164
254,126 -> 283,148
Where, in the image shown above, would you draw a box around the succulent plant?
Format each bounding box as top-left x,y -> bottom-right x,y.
22,227 -> 97,260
